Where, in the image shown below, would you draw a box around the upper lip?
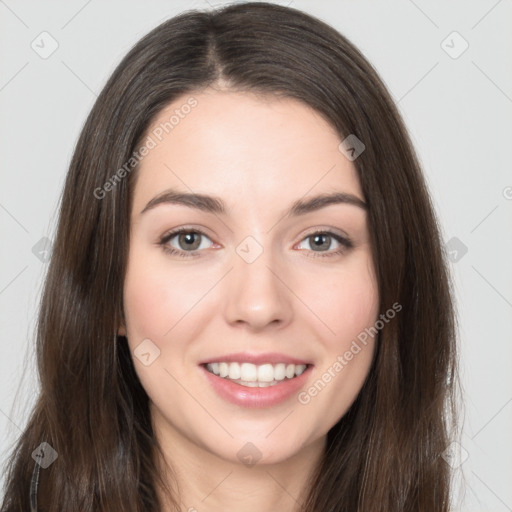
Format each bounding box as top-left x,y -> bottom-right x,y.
199,352 -> 312,366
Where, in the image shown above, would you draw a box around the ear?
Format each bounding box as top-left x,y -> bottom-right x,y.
117,315 -> 127,336
117,324 -> 127,336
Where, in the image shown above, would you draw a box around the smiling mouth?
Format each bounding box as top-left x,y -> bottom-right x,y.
203,361 -> 310,387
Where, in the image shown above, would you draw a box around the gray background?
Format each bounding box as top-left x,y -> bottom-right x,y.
1,1 -> 511,510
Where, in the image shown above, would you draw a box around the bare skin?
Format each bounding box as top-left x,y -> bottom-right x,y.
118,88 -> 379,511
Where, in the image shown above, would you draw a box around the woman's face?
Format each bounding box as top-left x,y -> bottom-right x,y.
119,88 -> 379,466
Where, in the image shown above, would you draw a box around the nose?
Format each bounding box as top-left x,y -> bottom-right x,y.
223,246 -> 293,331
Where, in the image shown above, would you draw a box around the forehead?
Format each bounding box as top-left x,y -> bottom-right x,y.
132,89 -> 363,215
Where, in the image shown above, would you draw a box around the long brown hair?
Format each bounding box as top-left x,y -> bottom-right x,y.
1,2 -> 459,511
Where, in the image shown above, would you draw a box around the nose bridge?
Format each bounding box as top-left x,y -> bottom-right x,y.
223,235 -> 292,329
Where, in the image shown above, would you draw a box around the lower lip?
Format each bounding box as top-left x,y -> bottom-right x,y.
200,364 -> 313,408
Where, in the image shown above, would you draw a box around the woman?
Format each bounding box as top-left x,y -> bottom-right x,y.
1,2 -> 459,511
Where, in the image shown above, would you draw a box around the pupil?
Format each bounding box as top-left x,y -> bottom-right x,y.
180,233 -> 200,250
312,234 -> 329,250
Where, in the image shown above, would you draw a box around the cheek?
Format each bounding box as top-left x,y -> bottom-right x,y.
301,251 -> 379,346
123,268 -> 174,343
331,280 -> 379,344
122,243 -> 209,344
121,247 -> 208,401
296,252 -> 378,411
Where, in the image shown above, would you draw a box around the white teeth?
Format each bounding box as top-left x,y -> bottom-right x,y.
205,361 -> 308,383
295,364 -> 307,376
219,362 -> 229,378
228,362 -> 241,380
240,362 -> 258,382
274,363 -> 286,381
257,364 -> 275,382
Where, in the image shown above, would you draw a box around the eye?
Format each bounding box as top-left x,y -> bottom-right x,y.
296,230 -> 353,258
159,227 -> 353,259
159,227 -> 213,258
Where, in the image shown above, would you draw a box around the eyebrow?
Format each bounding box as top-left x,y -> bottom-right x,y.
139,188 -> 367,218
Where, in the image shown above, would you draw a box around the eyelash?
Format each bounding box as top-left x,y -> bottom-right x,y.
158,227 -> 353,259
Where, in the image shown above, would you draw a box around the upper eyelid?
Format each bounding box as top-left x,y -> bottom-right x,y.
160,226 -> 213,243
